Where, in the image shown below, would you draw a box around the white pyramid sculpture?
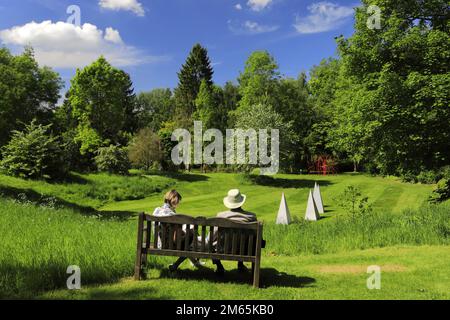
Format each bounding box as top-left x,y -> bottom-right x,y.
313,182 -> 325,214
305,190 -> 320,221
276,193 -> 292,225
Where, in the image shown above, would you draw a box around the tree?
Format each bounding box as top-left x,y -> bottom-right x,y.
235,103 -> 296,172
277,73 -> 315,171
174,44 -> 214,118
237,51 -> 281,110
136,88 -> 174,132
335,0 -> 450,174
0,47 -> 62,147
0,120 -> 66,179
128,128 -> 163,171
66,56 -> 137,156
95,145 -> 131,175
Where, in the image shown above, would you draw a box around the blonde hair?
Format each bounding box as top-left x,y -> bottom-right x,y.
164,190 -> 182,208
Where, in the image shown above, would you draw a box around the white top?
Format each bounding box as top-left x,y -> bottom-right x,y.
153,203 -> 176,217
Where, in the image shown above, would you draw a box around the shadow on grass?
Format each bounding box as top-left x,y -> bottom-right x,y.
146,170 -> 209,182
0,185 -> 136,221
245,175 -> 332,189
85,286 -> 169,300
157,266 -> 315,289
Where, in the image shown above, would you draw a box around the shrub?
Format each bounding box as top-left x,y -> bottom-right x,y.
400,171 -> 418,183
0,120 -> 67,179
417,170 -> 439,184
128,128 -> 163,171
94,145 -> 130,175
429,178 -> 450,203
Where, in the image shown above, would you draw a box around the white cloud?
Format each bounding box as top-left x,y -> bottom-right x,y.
247,0 -> 273,11
294,2 -> 354,34
228,20 -> 279,35
0,20 -> 167,68
235,4 -> 243,10
99,0 -> 145,16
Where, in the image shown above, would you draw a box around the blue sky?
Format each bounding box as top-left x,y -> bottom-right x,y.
0,0 -> 359,94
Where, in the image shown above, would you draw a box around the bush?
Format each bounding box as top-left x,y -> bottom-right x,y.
128,128 -> 163,171
417,170 -> 439,184
400,171 -> 418,183
0,120 -> 67,179
94,145 -> 130,175
429,178 -> 450,203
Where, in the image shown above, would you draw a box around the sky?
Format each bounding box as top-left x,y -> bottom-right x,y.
0,0 -> 359,95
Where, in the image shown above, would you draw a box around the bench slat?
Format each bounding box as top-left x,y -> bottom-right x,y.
248,234 -> 254,256
147,249 -> 256,262
184,224 -> 190,251
232,231 -> 238,255
153,222 -> 159,249
176,226 -> 182,250
239,231 -> 246,256
193,225 -> 198,252
201,226 -> 206,252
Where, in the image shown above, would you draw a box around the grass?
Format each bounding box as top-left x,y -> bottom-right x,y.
0,172 -> 175,210
41,246 -> 450,300
100,172 -> 433,221
0,171 -> 448,299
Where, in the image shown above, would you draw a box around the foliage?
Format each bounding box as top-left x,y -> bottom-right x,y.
429,179 -> 450,203
333,0 -> 450,174
95,145 -> 131,175
235,104 -> 296,172
174,44 -> 214,118
136,89 -> 174,132
0,120 -> 66,179
0,47 -> 62,147
66,57 -> 137,158
334,185 -> 372,219
237,51 -> 281,110
128,128 -> 163,171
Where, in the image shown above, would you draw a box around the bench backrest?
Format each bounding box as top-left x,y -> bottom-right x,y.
138,213 -> 263,258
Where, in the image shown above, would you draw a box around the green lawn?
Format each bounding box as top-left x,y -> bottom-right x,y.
101,172 -> 433,221
0,171 -> 448,300
42,246 -> 450,300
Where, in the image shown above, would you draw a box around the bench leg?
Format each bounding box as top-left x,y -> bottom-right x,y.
134,252 -> 143,280
252,260 -> 260,288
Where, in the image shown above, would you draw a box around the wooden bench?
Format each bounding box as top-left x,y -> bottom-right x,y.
134,213 -> 264,287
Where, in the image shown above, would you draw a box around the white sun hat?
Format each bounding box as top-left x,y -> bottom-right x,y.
223,189 -> 247,209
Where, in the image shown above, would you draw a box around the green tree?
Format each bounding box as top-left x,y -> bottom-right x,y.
66,56 -> 137,156
235,103 -> 296,172
0,47 -> 62,147
336,0 -> 450,174
174,44 -> 214,118
128,128 -> 163,171
237,51 -> 281,110
0,120 -> 66,179
136,88 -> 174,132
95,145 -> 131,175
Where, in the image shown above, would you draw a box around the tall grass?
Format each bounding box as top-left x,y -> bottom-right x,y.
265,203 -> 450,255
0,199 -> 136,298
1,197 -> 448,298
0,173 -> 175,209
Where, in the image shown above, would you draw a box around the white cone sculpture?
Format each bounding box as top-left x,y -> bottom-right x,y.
305,190 -> 320,221
276,193 -> 292,225
313,182 -> 325,214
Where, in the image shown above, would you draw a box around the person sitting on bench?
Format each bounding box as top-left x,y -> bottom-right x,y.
153,190 -> 204,271
213,189 -> 257,275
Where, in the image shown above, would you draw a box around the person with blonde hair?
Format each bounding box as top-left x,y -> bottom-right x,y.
153,190 -> 204,271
